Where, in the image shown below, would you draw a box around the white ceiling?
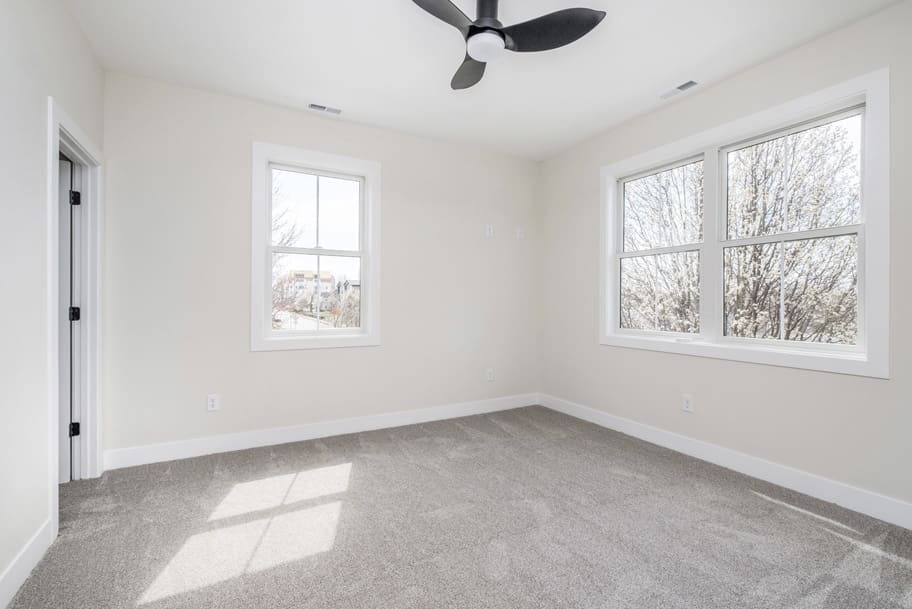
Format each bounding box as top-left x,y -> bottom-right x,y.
65,0 -> 895,159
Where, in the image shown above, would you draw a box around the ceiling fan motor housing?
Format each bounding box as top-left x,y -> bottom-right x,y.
413,0 -> 607,89
475,0 -> 500,23
471,0 -> 505,40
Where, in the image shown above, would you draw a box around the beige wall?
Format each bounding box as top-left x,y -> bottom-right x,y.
0,0 -> 104,589
540,2 -> 912,503
102,74 -> 541,450
4,4 -> 911,596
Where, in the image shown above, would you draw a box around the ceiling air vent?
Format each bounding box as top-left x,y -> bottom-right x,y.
660,80 -> 698,100
308,103 -> 342,115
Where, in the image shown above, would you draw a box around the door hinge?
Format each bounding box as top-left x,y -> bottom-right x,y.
69,190 -> 81,206
69,422 -> 81,437
69,306 -> 81,322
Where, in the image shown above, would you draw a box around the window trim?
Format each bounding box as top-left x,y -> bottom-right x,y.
600,69 -> 890,378
251,142 -> 381,351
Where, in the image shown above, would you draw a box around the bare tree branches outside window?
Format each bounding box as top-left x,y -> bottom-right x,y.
271,173 -> 303,315
619,113 -> 860,345
624,160 -> 704,251
621,161 -> 703,332
621,251 -> 700,332
724,115 -> 860,344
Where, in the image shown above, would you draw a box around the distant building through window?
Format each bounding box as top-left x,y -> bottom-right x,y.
251,143 -> 380,350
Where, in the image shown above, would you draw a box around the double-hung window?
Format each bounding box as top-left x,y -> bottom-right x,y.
620,159 -> 704,334
251,143 -> 381,350
602,71 -> 889,377
721,111 -> 861,345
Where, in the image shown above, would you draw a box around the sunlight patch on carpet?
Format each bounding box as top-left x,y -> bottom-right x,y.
141,501 -> 342,603
209,463 -> 351,521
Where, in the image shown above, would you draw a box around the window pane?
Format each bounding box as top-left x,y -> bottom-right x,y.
724,243 -> 781,339
623,161 -> 703,251
727,136 -> 788,239
727,114 -> 862,239
272,169 -> 317,248
318,256 -> 361,329
271,253 -> 322,331
620,251 -> 699,333
783,235 -> 857,344
787,115 -> 861,232
318,176 -> 360,251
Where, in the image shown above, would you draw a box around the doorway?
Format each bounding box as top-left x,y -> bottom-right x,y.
58,153 -> 83,483
49,98 -> 104,495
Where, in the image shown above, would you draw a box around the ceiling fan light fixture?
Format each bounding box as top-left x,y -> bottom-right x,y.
413,0 -> 607,89
466,30 -> 505,63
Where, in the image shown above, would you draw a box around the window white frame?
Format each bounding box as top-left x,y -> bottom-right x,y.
601,69 -> 890,378
251,143 -> 381,350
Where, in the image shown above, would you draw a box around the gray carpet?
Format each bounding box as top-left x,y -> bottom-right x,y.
10,406 -> 912,609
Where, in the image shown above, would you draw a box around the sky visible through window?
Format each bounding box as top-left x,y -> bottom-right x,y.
271,168 -> 362,331
271,169 -> 360,251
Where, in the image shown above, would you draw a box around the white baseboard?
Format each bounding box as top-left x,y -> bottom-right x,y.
539,394 -> 912,532
102,391 -> 912,531
104,393 -> 538,471
0,519 -> 53,609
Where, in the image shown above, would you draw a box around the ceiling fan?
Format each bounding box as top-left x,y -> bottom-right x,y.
412,0 -> 606,90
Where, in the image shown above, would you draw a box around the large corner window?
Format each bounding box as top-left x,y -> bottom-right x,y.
602,71 -> 889,377
252,143 -> 381,350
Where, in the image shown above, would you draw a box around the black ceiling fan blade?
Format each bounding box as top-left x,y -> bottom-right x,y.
502,8 -> 606,52
412,0 -> 472,36
451,55 -> 486,90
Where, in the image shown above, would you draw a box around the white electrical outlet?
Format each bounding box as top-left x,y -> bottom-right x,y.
207,393 -> 221,412
485,368 -> 495,382
514,226 -> 526,240
681,394 -> 694,413
484,224 -> 495,238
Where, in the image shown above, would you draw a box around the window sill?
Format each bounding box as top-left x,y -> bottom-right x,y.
252,333 -> 380,352
600,333 -> 888,379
